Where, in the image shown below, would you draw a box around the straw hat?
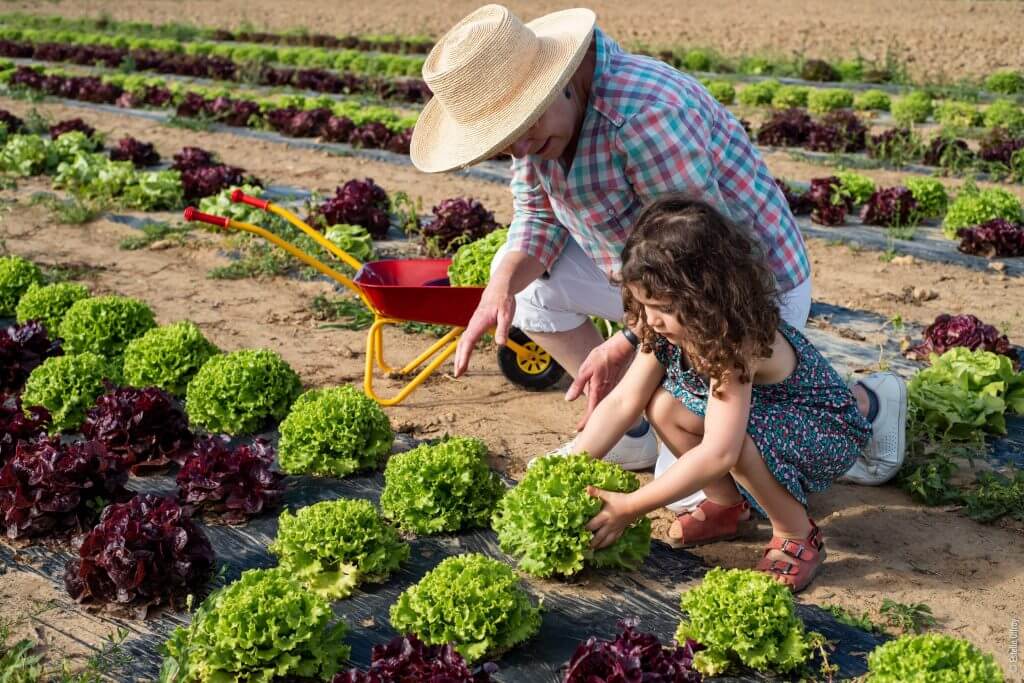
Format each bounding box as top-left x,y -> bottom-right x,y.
410,4 -> 596,173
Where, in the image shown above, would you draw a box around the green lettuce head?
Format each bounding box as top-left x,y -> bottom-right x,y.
380,436 -> 504,534
22,352 -> 118,433
389,553 -> 541,663
866,633 -> 1003,683
277,385 -> 392,476
491,453 -> 652,577
0,254 -> 44,317
122,321 -> 220,397
185,349 -> 302,435
269,498 -> 408,600
160,567 -> 350,683
15,282 -> 90,334
58,295 -> 157,360
676,568 -> 812,675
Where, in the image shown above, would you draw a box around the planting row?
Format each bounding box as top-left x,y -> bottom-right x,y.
751,106 -> 1024,184
0,36 -> 433,104
1,63 -> 419,150
0,12 -> 436,54
0,25 -> 425,78
776,172 -> 1024,258
8,11 -> 1024,103
0,111 -> 270,208
0,268 -> 1012,680
708,79 -> 1024,136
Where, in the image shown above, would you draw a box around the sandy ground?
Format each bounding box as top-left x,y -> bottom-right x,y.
6,0 -> 1024,84
1,93 -> 1023,677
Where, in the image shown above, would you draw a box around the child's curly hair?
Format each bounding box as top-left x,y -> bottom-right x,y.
619,195 -> 781,396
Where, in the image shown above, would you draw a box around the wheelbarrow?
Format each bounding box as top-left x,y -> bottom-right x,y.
182,190 -> 565,405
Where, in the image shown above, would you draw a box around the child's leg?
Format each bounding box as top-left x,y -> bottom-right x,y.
646,389 -> 750,539
730,436 -> 811,540
731,436 -> 823,591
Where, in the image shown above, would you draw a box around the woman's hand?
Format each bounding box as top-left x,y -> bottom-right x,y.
565,333 -> 636,431
453,282 -> 516,377
585,486 -> 639,550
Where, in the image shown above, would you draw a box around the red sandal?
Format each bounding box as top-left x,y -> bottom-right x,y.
667,499 -> 755,548
756,518 -> 825,593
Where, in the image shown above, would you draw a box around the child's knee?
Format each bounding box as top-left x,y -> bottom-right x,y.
646,388 -> 703,435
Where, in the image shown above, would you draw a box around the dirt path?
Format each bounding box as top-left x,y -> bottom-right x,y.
3,175 -> 1024,675
9,0 -> 1024,83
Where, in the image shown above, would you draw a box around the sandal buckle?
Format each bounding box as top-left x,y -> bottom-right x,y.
769,560 -> 796,575
780,539 -> 809,560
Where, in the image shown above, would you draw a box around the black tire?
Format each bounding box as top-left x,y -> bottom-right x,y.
497,327 -> 565,391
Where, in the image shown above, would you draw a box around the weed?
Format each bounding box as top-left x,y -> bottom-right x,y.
39,261 -> 105,282
164,115 -> 214,132
880,600 -> 937,634
22,109 -> 50,136
962,468 -> 1024,523
29,193 -> 107,224
119,221 -> 194,250
310,294 -> 374,330
824,604 -> 887,634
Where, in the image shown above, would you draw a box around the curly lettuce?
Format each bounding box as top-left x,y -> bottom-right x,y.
491,453 -> 651,577
380,436 -> 504,534
160,567 -> 350,683
389,554 -> 541,663
269,498 -> 408,599
277,385 -> 392,476
676,568 -> 812,675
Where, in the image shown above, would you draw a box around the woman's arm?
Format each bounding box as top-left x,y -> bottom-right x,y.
570,349 -> 666,460
586,374 -> 755,549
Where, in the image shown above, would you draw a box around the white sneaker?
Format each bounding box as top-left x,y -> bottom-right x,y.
839,372 -> 908,486
528,425 -> 659,471
655,441 -> 708,514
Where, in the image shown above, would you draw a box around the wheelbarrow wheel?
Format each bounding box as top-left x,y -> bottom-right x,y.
498,327 -> 565,391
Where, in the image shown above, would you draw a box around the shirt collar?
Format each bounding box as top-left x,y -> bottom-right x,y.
588,27 -> 625,126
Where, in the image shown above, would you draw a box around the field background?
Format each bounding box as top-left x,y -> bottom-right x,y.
1,0 -> 1023,679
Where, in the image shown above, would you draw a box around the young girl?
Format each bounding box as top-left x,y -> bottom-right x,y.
569,195 -> 872,592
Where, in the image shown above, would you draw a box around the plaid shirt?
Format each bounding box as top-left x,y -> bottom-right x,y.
507,28 -> 810,292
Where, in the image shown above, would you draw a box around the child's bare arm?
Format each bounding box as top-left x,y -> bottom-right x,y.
626,376 -> 752,513
586,376 -> 754,549
571,350 -> 665,460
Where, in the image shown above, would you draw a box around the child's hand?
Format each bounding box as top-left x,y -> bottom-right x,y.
585,486 -> 638,550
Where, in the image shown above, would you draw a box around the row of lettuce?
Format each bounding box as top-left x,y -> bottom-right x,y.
709,78 -> 1024,135
0,25 -> 426,77
0,256 -> 1010,681
0,33 -> 432,104
5,10 -> 1024,100
6,61 -> 1022,197
10,26 -> 1024,142
748,106 -> 1024,184
0,12 -> 436,54
776,171 -> 1024,257
3,104 -> 1019,267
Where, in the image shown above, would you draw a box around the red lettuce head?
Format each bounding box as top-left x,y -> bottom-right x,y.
0,437 -> 128,541
80,385 -> 194,475
176,436 -> 284,525
333,634 -> 497,683
906,313 -> 1017,366
64,493 -> 214,615
0,321 -> 63,394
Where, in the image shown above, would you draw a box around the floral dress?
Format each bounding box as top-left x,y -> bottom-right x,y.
652,321 -> 871,513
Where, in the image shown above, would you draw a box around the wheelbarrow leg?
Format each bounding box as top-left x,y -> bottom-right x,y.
364,319 -> 462,406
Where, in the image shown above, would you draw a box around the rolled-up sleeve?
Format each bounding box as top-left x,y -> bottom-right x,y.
617,105 -> 732,221
506,155 -> 568,271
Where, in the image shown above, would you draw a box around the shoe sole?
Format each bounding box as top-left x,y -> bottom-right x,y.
606,456 -> 658,471
666,517 -> 758,549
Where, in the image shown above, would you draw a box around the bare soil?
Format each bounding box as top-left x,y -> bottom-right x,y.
8,0 -> 1024,83
2,93 -> 1024,677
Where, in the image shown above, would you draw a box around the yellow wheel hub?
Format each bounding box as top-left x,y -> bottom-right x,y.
515,341 -> 552,375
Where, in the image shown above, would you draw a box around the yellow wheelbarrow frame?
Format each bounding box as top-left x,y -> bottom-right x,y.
183,191 -> 554,405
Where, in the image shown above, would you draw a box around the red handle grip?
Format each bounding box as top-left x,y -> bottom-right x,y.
183,206 -> 229,228
230,188 -> 270,210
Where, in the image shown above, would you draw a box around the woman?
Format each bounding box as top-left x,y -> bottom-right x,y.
409,4 -> 905,500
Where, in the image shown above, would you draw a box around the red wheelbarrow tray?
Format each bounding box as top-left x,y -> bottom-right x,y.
354,258 -> 484,328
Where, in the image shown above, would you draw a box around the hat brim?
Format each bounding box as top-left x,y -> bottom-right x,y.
410,8 -> 596,174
